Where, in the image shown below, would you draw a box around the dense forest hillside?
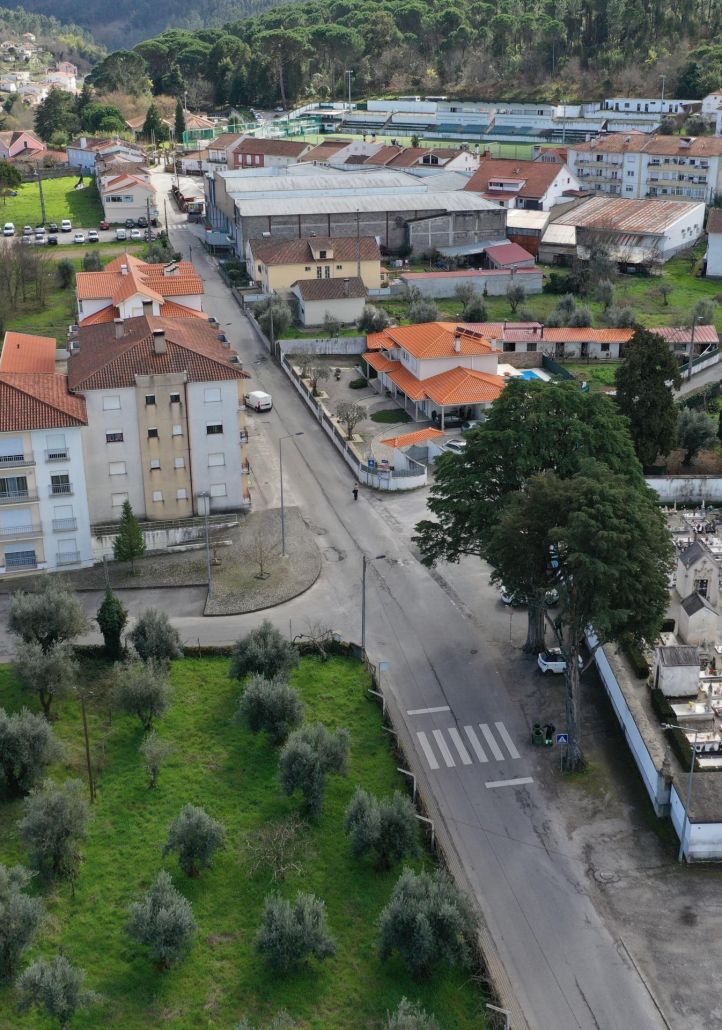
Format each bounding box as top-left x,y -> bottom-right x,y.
0,5 -> 104,62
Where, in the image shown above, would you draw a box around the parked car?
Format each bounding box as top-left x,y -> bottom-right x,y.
144,229 -> 157,241
73,232 -> 85,244
125,218 -> 135,229
99,219 -> 109,230
48,223 -> 59,233
443,439 -> 467,455
22,225 -> 33,236
462,418 -> 485,432
130,228 -> 142,241
500,586 -> 527,608
274,105 -> 284,112
61,219 -> 72,232
136,215 -> 148,227
34,230 -> 45,244
87,230 -> 99,243
245,390 -> 273,412
47,235 -> 58,245
3,222 -> 14,236
35,224 -> 45,232
116,228 -> 127,241
431,409 -> 463,429
537,648 -> 583,675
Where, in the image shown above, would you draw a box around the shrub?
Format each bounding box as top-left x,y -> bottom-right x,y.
235,674 -> 303,744
545,272 -> 573,295
344,787 -> 418,869
230,620 -> 299,682
0,864 -> 43,981
567,305 -> 594,328
606,305 -> 638,328
387,998 -> 441,1030
349,377 -> 367,389
128,608 -> 183,663
95,587 -> 127,660
676,408 -> 717,464
163,803 -> 226,877
127,869 -> 197,969
8,578 -> 88,652
19,778 -> 88,879
370,408 -> 412,424
139,730 -> 173,788
233,1015 -> 296,1030
113,659 -> 171,730
255,891 -> 337,972
279,723 -> 350,820
56,258 -> 75,289
650,688 -> 676,724
16,955 -> 101,1027
665,725 -> 696,772
622,637 -> 649,679
12,641 -> 78,720
596,279 -> 615,310
113,500 -> 146,572
462,295 -> 488,322
0,708 -> 65,798
81,250 -> 103,271
378,867 -> 478,979
506,281 -> 527,313
322,312 -> 344,337
453,282 -> 476,306
408,298 -> 440,324
358,304 -> 392,334
256,296 -> 292,339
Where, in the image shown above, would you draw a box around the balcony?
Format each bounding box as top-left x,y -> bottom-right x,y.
0,452 -> 35,468
4,554 -> 38,571
52,517 -> 77,532
45,448 -> 69,462
0,490 -> 39,504
0,523 -> 41,539
49,482 -> 73,496
56,550 -> 80,566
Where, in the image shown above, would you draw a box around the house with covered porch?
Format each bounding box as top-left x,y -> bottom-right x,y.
363,322 -> 505,428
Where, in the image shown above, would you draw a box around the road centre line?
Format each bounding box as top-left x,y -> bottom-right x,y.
407,706 -> 451,715
485,777 -> 534,789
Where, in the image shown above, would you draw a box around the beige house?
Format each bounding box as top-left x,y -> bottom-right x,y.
291,277 -> 367,326
248,236 -> 382,294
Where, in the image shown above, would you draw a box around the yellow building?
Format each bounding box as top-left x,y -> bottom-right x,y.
248,235 -> 382,294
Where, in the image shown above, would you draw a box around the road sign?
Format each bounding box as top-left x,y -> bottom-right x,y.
556,733 -> 569,745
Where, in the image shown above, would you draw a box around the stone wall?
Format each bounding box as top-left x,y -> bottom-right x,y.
498,351 -> 545,368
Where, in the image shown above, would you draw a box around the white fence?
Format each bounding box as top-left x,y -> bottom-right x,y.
279,337 -> 367,356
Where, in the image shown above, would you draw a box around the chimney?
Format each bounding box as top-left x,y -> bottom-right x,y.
114,317 -> 124,339
343,278 -> 351,297
152,329 -> 166,355
142,299 -> 153,316
454,334 -> 461,353
120,263 -> 128,276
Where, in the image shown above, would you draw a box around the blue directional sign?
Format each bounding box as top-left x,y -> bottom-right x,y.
556,733 -> 569,745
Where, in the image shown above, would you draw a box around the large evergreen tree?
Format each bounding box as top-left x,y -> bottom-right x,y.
113,500 -> 146,572
174,97 -> 186,139
615,327 -> 682,467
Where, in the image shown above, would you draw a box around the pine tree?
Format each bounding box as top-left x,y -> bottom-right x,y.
113,501 -> 146,573
174,97 -> 186,139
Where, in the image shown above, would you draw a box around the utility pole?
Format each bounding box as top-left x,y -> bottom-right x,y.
660,75 -> 667,104
687,316 -> 702,380
356,208 -> 361,279
345,69 -> 353,112
164,196 -> 169,236
197,491 -> 212,597
80,694 -> 95,804
146,195 -> 152,243
36,167 -> 46,224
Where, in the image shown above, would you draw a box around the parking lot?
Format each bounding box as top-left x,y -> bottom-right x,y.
2,221 -> 162,247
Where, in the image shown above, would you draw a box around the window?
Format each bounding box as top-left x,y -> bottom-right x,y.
316,266 -> 322,278
627,170 -> 634,177
336,264 -> 343,270
108,194 -> 123,203
304,265 -> 311,271
210,483 -> 227,497
145,394 -> 156,405
208,452 -> 225,466
601,343 -> 610,353
111,492 -> 128,506
109,461 -> 126,475
206,422 -> 223,435
152,490 -> 163,502
172,425 -> 183,437
170,392 -> 181,404
106,430 -> 123,443
319,250 -> 327,259
696,578 -> 709,597
123,195 -> 134,202
204,388 -> 221,403
103,395 -> 121,410
174,456 -> 185,469
148,427 -> 158,439
150,458 -> 161,469
325,265 -> 330,278
177,488 -> 188,500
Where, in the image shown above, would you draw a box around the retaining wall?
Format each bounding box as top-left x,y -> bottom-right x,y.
645,476 -> 722,503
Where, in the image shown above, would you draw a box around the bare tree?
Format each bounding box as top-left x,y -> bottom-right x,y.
242,814 -> 313,883
307,364 -> 330,396
335,401 -> 365,439
240,520 -> 281,579
293,620 -> 335,662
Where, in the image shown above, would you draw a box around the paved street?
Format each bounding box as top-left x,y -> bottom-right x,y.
0,171 -> 668,1030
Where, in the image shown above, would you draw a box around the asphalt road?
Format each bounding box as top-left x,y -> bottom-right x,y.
1,172 -> 668,1030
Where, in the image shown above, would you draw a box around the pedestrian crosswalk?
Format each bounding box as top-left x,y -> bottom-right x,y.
416,721 -> 521,771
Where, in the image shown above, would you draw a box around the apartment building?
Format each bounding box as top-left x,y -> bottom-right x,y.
76,254 -> 204,325
568,133 -> 722,202
68,315 -> 251,524
0,332 -> 92,578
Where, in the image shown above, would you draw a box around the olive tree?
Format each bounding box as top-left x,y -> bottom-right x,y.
230,620 -> 299,682
139,731 -> 173,788
344,787 -> 418,869
0,864 -> 43,981
279,723 -> 349,820
8,579 -> 89,652
113,659 -> 171,730
462,295 -> 488,322
335,401 -> 366,440
163,803 -> 226,877
506,281 -> 526,313
127,869 -> 197,969
677,408 -> 717,464
408,298 -> 440,324
234,674 -> 303,744
387,998 -> 441,1030
128,608 -> 183,664
19,779 -> 88,880
12,641 -> 77,720
255,891 -> 337,972
0,708 -> 65,797
379,867 -> 478,979
16,955 -> 101,1029
357,304 -> 392,334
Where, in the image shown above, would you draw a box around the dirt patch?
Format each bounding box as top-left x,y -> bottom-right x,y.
662,448 -> 722,475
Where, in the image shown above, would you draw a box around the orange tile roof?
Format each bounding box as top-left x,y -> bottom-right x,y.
465,158 -> 563,199
76,262 -> 204,303
386,366 -> 428,400
0,331 -> 57,373
382,322 -> 492,358
363,352 -> 400,373
80,301 -> 206,326
422,367 -> 505,405
0,373 -> 87,431
101,173 -> 155,195
381,427 -> 446,447
366,332 -> 389,351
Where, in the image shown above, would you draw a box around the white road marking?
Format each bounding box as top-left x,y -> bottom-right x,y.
464,725 -> 488,762
432,729 -> 456,768
416,732 -> 439,770
447,728 -> 472,765
407,706 -> 451,716
480,723 -> 505,761
486,777 -> 534,789
495,721 -> 521,760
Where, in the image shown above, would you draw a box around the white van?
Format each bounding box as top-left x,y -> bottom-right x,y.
245,390 -> 273,412
3,222 -> 14,236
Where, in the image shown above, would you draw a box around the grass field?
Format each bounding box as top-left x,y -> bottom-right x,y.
1,177 -> 103,229
0,656 -> 487,1030
560,363 -> 619,387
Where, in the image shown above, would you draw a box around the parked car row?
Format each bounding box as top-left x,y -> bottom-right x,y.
4,219 -> 73,237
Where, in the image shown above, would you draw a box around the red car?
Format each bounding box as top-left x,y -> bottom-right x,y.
99,220 -> 110,231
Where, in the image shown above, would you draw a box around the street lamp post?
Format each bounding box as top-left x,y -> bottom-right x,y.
485,1004 -> 510,1030
35,167 -> 46,225
196,491 -> 212,597
661,722 -> 700,862
279,433 -> 304,556
361,553 -> 386,654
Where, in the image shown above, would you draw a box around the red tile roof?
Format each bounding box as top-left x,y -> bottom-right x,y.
707,210 -> 722,234
465,158 -> 564,199
80,301 -> 206,326
421,367 -> 505,405
572,134 -> 722,157
69,316 -> 250,391
250,236 -> 380,266
0,332 -> 57,373
485,242 -> 536,266
292,277 -> 367,301
233,137 -> 309,158
76,259 -> 204,303
0,374 -> 87,431
101,173 -> 155,195
363,352 -> 400,373
381,427 -> 446,447
382,322 -> 492,358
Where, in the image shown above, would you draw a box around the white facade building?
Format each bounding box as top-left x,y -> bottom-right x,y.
706,209 -> 722,278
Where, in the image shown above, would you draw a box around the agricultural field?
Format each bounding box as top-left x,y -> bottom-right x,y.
1,177 -> 103,229
0,655 -> 487,1030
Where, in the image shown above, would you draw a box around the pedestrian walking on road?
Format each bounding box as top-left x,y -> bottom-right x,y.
352,482 -> 359,501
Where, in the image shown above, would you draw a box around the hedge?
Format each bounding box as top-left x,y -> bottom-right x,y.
665,726 -> 697,773
650,687 -> 676,724
349,377 -> 367,389
623,637 -> 650,679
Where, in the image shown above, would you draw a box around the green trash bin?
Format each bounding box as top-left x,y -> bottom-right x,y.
532,723 -> 544,746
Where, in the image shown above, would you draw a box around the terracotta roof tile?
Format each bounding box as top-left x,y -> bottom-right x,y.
422,367 -> 505,405
707,210 -> 722,234
292,277 -> 367,301
365,332 -> 388,350
485,242 -> 535,266
0,332 -> 57,373
80,301 -> 206,326
382,322 -> 492,358
250,236 -> 380,266
76,262 -> 204,302
233,138 -> 308,158
363,352 -> 400,373
381,427 -> 446,447
386,366 -> 428,400
572,134 -> 722,157
0,373 -> 87,431
465,158 -> 564,199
